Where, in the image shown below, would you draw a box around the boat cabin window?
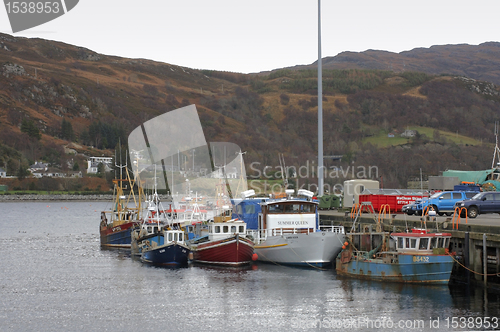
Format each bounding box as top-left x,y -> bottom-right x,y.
438,238 -> 444,248
239,225 -> 245,233
179,233 -> 183,242
268,204 -> 284,213
231,225 -> 236,233
301,204 -> 315,213
223,225 -> 229,233
398,237 -> 403,249
245,205 -> 256,214
215,226 -> 220,233
419,238 -> 429,250
168,232 -> 173,241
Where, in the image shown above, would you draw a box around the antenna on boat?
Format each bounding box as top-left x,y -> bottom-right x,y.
278,153 -> 288,190
492,121 -> 500,169
234,150 -> 247,198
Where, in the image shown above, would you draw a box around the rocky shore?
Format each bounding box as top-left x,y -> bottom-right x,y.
0,194 -> 114,201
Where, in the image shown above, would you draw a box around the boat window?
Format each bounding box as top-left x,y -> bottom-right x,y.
430,238 -> 437,249
215,226 -> 220,233
236,204 -> 243,215
419,238 -> 429,250
398,237 -> 403,249
179,233 -> 183,241
245,204 -> 255,214
168,232 -> 173,241
223,226 -> 229,233
231,226 -> 236,233
301,204 -> 315,213
147,226 -> 152,233
239,226 -> 245,233
268,204 -> 284,213
444,238 -> 449,248
154,227 -> 158,233
405,238 -> 410,249
410,238 -> 417,249
438,238 -> 444,248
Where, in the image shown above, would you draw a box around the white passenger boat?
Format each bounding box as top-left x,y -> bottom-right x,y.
241,189 -> 344,267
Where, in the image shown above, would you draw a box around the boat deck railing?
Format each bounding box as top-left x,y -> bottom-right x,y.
351,250 -> 398,263
247,225 -> 344,243
319,225 -> 345,234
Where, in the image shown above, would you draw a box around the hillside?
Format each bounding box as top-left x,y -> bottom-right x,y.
285,42 -> 500,86
0,33 -> 499,191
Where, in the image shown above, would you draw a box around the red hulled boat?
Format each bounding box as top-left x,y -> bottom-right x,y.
188,218 -> 255,266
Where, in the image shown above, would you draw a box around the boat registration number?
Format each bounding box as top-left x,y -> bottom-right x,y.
413,256 -> 430,263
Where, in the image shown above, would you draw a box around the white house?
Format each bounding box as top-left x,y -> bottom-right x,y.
29,161 -> 48,174
87,156 -> 113,174
0,167 -> 6,178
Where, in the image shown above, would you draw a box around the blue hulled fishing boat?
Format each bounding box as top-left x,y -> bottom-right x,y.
336,229 -> 454,284
131,180 -> 189,267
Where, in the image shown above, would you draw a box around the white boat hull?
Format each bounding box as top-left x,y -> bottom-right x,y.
254,231 -> 344,267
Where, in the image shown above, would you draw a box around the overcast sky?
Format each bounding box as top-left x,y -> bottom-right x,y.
1,0 -> 499,73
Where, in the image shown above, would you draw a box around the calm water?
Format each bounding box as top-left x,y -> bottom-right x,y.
0,201 -> 499,332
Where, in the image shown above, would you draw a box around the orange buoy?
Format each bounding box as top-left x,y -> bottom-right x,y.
252,253 -> 258,261
342,245 -> 346,250
344,241 -> 348,246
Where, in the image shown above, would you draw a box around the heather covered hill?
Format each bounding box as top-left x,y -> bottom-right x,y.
0,32 -> 499,190
286,42 -> 500,86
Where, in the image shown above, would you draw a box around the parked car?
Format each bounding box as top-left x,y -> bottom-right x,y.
402,202 -> 418,215
411,191 -> 477,216
455,191 -> 500,218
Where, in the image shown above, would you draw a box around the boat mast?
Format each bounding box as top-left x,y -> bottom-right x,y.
492,121 -> 500,169
317,0 -> 324,196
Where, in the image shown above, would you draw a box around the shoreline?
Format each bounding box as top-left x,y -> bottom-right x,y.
0,194 -> 115,202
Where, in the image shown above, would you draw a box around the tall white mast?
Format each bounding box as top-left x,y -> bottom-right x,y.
317,0 -> 324,196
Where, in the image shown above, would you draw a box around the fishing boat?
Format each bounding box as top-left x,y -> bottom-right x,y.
131,175 -> 189,267
188,217 -> 254,266
336,229 -> 454,284
187,179 -> 254,266
100,152 -> 143,250
240,189 -> 345,267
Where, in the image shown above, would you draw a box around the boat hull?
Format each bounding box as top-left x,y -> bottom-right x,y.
336,253 -> 454,284
100,222 -> 135,249
141,243 -> 190,267
191,235 -> 254,266
254,231 -> 344,267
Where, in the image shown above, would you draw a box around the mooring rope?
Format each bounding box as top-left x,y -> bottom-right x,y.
447,252 -> 500,277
